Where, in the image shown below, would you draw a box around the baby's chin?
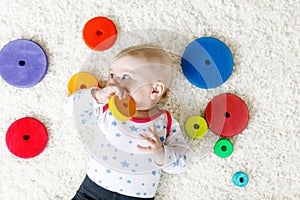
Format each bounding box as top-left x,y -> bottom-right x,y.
134,98 -> 161,111
134,102 -> 153,111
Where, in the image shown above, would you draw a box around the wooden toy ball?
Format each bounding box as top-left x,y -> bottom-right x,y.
232,172 -> 249,187
0,39 -> 48,88
6,117 -> 48,159
68,72 -> 100,95
82,16 -> 117,51
214,138 -> 233,158
108,95 -> 136,121
205,93 -> 249,138
184,115 -> 208,139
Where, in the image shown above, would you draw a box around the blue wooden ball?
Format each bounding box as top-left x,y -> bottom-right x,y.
232,172 -> 249,187
181,37 -> 233,89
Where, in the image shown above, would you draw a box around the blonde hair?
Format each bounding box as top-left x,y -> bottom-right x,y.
114,45 -> 171,65
113,45 -> 173,88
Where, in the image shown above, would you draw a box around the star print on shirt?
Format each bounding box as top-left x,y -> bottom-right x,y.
159,136 -> 165,142
121,160 -> 130,168
112,121 -> 117,126
152,171 -> 157,176
130,125 -> 138,132
102,155 -> 109,161
115,133 -> 121,138
173,160 -> 179,167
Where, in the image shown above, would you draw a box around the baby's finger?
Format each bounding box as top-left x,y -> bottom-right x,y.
122,89 -> 127,99
146,125 -> 158,140
116,87 -> 127,99
137,145 -> 152,152
111,86 -> 120,96
118,88 -> 126,99
139,134 -> 156,145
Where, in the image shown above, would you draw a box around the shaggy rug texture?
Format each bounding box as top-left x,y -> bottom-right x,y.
0,0 -> 299,199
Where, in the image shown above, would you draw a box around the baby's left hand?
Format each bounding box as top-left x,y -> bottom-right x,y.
138,124 -> 166,166
137,124 -> 164,153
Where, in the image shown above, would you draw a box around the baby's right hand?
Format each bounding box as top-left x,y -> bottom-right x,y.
92,86 -> 127,104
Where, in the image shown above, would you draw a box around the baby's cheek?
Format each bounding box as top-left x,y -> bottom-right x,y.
127,84 -> 152,109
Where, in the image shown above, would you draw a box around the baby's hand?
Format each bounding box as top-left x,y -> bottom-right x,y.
138,124 -> 164,152
138,124 -> 165,165
92,86 -> 127,104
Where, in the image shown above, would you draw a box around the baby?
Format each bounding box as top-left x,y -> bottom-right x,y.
69,45 -> 190,200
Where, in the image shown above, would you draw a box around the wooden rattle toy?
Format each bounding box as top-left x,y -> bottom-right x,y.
232,172 -> 249,187
205,93 -> 249,138
83,16 -> 117,51
68,72 -> 100,95
5,117 -> 48,159
184,115 -> 208,139
214,138 -> 233,158
0,39 -> 48,88
181,37 -> 233,89
108,95 -> 136,121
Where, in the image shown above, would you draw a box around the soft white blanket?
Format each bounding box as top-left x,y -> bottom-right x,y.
0,0 -> 299,199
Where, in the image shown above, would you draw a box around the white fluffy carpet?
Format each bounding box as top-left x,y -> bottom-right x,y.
0,0 -> 299,199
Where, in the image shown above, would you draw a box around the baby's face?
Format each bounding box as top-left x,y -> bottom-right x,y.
106,52 -> 171,110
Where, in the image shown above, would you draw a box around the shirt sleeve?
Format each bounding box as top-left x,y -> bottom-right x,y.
63,87 -> 106,118
63,94 -> 74,118
160,118 -> 191,174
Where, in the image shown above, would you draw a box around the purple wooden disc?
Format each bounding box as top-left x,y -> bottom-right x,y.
0,39 -> 48,88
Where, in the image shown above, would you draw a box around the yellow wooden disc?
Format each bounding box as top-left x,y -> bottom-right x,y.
184,115 -> 208,139
68,72 -> 99,95
108,95 -> 136,121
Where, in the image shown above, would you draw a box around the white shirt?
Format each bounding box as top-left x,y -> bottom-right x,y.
65,88 -> 190,198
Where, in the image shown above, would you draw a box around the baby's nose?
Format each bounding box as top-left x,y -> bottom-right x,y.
107,77 -> 120,86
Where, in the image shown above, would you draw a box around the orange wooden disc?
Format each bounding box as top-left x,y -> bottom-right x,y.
68,72 -> 99,95
108,95 -> 136,121
82,16 -> 117,51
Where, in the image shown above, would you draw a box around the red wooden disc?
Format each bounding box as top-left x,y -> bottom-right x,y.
205,93 -> 249,138
82,16 -> 117,51
5,117 -> 48,159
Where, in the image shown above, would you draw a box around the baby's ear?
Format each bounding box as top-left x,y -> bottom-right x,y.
151,81 -> 165,100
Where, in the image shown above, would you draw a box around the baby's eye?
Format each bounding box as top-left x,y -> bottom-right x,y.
122,75 -> 131,80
